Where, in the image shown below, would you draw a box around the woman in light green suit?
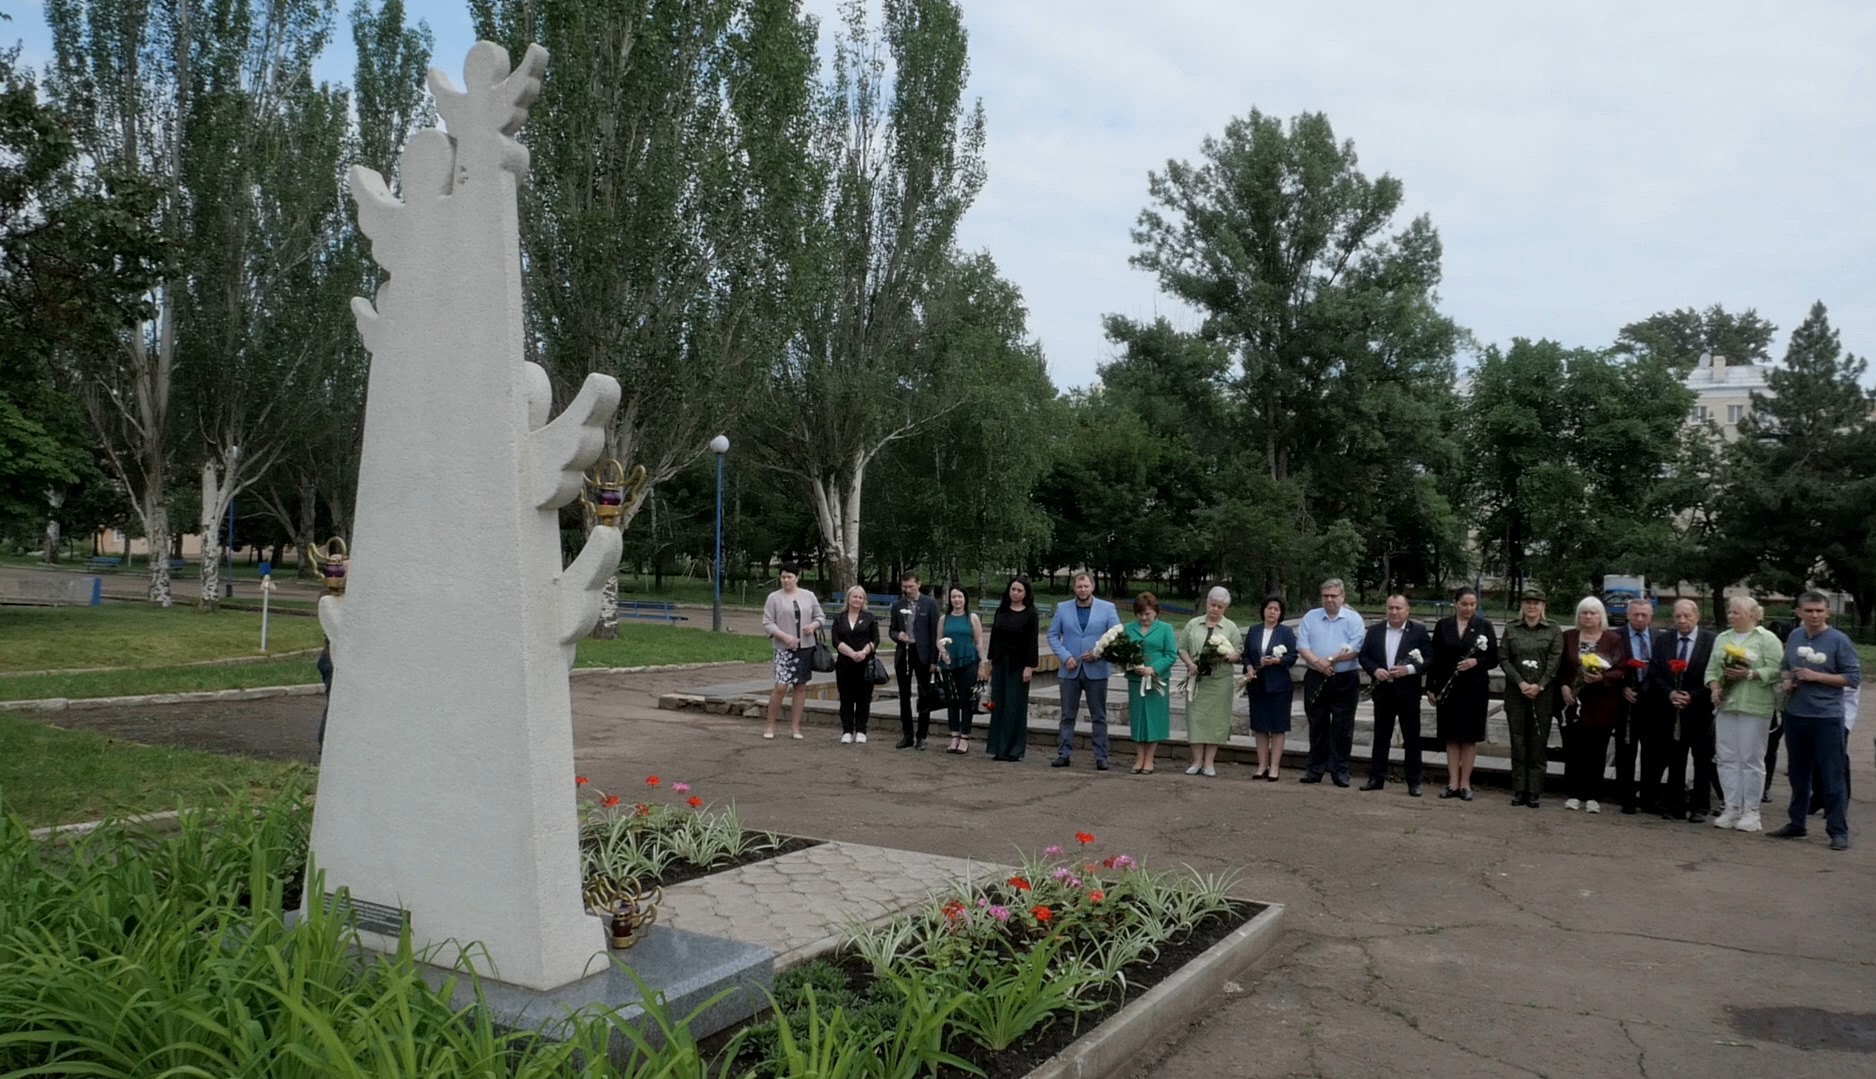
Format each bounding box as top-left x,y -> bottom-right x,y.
1178,586 -> 1242,777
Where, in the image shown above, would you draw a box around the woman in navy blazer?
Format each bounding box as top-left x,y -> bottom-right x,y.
1243,594 -> 1301,780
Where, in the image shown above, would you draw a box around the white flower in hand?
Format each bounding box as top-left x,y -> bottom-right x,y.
1407,648 -> 1424,664
1271,644 -> 1288,658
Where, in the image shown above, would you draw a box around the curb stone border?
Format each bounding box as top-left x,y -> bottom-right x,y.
1024,901 -> 1287,1079
0,660 -> 756,712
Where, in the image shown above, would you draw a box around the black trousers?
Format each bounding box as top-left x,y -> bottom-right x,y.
1563,722 -> 1615,801
835,660 -> 873,734
1611,703 -> 1640,807
1636,707 -> 1680,809
895,647 -> 933,742
943,665 -> 979,736
1304,670 -> 1359,780
1666,713 -> 1718,814
1367,690 -> 1423,785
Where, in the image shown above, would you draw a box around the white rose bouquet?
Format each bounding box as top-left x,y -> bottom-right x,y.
1094,624 -> 1153,690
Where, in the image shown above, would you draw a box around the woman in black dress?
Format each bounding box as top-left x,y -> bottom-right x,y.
983,576 -> 1040,762
829,585 -> 881,744
1427,586 -> 1498,800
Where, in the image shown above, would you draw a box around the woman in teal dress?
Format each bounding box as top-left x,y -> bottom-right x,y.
1125,592 -> 1179,774
1178,586 -> 1242,777
937,583 -> 988,754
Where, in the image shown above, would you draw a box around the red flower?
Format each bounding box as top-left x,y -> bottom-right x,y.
1007,875 -> 1031,892
575,776 -> 589,787
686,796 -> 703,809
634,803 -> 651,817
1667,659 -> 1689,674
1624,659 -> 1647,672
1088,889 -> 1105,904
986,701 -> 997,710
645,775 -> 661,787
1031,905 -> 1053,923
600,794 -> 620,808
1101,855 -> 1117,869
1075,831 -> 1096,846
941,899 -> 966,921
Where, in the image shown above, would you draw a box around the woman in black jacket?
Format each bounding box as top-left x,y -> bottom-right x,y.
830,585 -> 881,744
1426,586 -> 1498,800
983,576 -> 1041,762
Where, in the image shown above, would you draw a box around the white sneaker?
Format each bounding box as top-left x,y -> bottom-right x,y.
1564,798 -> 1581,811
839,732 -> 853,744
1734,813 -> 1762,833
1585,800 -> 1601,814
1185,764 -> 1203,775
855,733 -> 867,744
1712,808 -> 1740,829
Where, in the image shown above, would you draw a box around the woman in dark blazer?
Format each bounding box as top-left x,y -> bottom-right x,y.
1243,594 -> 1300,781
1427,586 -> 1498,800
983,576 -> 1041,762
830,585 -> 881,744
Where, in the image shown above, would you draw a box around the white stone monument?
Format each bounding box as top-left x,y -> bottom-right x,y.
307,41 -> 621,991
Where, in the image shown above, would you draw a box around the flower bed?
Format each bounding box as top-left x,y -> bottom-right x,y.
721,832 -> 1252,1078
577,774 -> 816,889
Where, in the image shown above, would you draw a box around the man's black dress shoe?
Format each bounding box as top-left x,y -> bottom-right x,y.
1767,823 -> 1807,839
1331,775 -> 1351,788
1298,774 -> 1323,784
1830,835 -> 1850,851
1050,757 -> 1071,768
894,738 -> 914,749
1094,760 -> 1110,771
1621,803 -> 1638,816
1360,778 -> 1385,792
914,741 -> 927,751
1510,791 -> 1528,807
1526,797 -> 1541,809
1686,811 -> 1707,825
1408,785 -> 1422,797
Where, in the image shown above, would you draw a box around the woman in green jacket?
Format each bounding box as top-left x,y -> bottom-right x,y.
1704,594 -> 1784,832
1124,593 -> 1179,774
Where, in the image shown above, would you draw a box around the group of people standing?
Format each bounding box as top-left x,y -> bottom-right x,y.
760,568 -> 1862,852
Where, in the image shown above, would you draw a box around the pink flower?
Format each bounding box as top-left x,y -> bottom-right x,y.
672,782 -> 690,794
987,905 -> 1011,923
1042,844 -> 1063,857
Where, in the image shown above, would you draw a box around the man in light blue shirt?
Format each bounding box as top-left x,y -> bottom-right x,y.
1297,577 -> 1367,786
1048,572 -> 1121,770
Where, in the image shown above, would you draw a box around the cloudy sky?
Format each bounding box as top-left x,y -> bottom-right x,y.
13,1 -> 1874,390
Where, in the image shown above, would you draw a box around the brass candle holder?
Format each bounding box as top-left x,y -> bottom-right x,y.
584,875 -> 662,950
306,536 -> 350,593
581,459 -> 645,529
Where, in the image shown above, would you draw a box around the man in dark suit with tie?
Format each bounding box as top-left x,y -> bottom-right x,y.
1359,594 -> 1433,797
1615,598 -> 1657,814
888,571 -> 941,750
1647,599 -> 1719,822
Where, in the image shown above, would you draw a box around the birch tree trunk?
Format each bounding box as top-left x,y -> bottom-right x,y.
43,489 -> 65,564
199,459 -> 228,612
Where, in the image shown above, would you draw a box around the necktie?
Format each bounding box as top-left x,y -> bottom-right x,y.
1678,636 -> 1690,663
1635,632 -> 1649,661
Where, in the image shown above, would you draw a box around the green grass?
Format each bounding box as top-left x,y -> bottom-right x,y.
0,604 -> 325,673
0,712 -> 311,828
0,621 -> 767,703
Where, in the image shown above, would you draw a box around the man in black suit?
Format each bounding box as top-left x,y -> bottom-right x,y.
1614,598 -> 1658,814
1647,599 -> 1719,822
888,571 -> 941,750
1359,594 -> 1433,797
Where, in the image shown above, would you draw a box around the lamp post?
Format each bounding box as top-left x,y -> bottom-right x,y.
710,434 -> 730,632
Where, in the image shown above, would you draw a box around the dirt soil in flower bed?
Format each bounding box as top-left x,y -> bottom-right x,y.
709,899 -> 1260,1079
653,834 -> 820,888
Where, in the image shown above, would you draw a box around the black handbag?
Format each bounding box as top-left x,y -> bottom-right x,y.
867,654 -> 890,685
928,667 -> 953,708
810,631 -> 836,673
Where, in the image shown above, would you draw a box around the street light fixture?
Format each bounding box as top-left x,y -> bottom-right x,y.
710,434 -> 730,632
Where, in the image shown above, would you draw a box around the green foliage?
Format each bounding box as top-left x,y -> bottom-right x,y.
1724,302 -> 1876,623
1615,303 -> 1777,371
579,794 -> 780,885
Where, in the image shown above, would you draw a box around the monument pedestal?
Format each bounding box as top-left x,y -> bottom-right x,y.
424,928 -> 773,1048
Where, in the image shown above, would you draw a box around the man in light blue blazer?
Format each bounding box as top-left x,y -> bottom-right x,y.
1048,572 -> 1122,770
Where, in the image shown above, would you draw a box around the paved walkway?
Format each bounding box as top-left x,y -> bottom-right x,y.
659,841 -> 1006,969
17,665 -> 1876,1077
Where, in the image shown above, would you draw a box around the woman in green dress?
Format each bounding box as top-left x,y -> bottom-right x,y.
1126,592 -> 1179,774
1178,586 -> 1242,777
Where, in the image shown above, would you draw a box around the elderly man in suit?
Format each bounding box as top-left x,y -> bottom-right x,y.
1048,572 -> 1122,771
889,571 -> 941,750
1359,594 -> 1432,796
1650,598 -> 1719,823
